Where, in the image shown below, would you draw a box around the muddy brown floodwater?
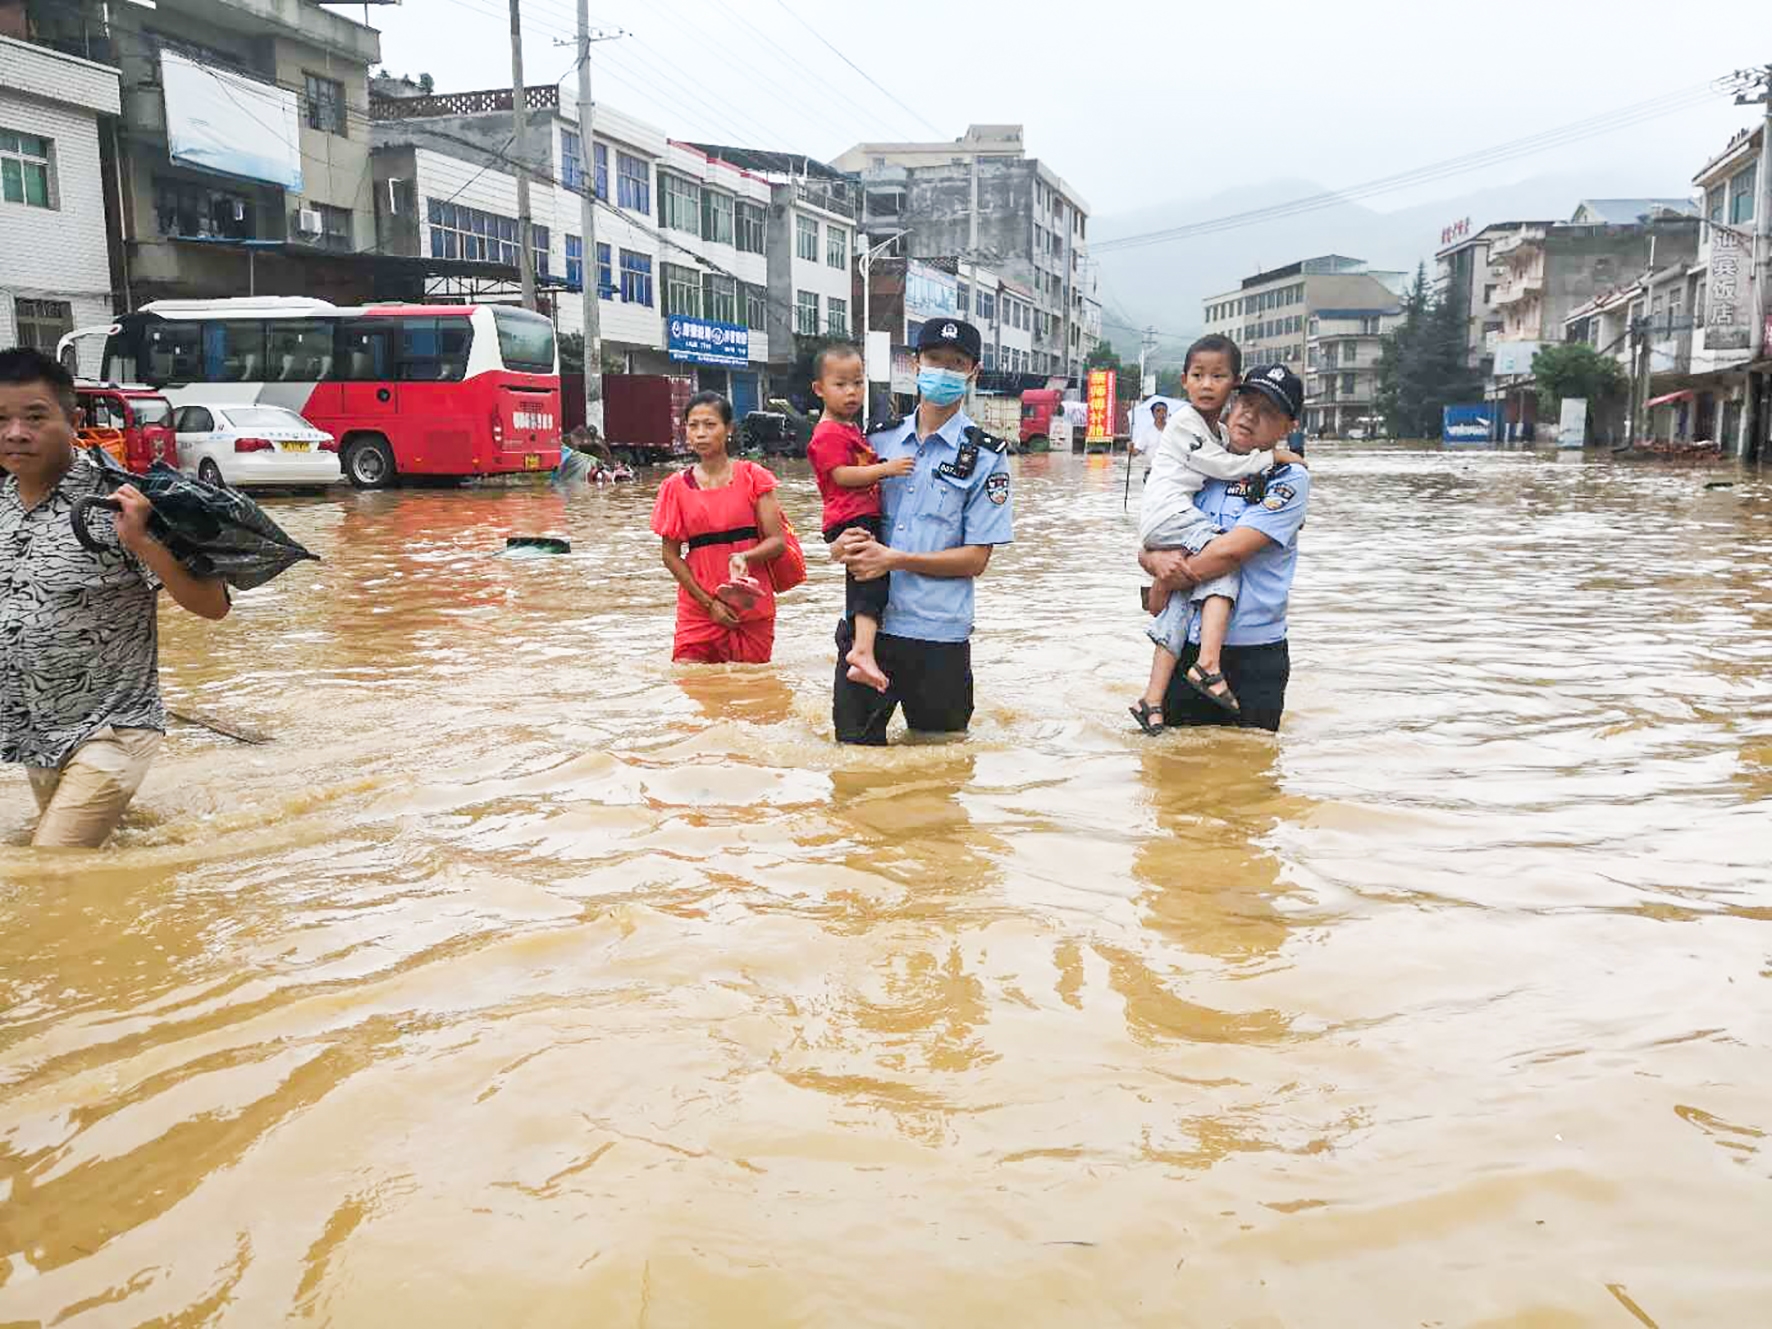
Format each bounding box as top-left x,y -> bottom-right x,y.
0,445 -> 1768,1327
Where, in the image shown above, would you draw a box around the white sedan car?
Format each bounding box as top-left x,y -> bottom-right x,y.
171,403 -> 342,488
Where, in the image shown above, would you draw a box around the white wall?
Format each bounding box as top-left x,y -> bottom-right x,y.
0,43 -> 118,371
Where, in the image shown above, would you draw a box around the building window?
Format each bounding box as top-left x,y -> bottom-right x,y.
796,214 -> 819,263
736,201 -> 765,254
795,289 -> 819,335
156,178 -> 253,239
703,273 -> 738,324
660,173 -> 699,233
312,202 -> 352,251
565,234 -> 580,290
303,73 -> 346,136
1729,164 -> 1757,226
978,289 -> 996,322
1342,372 -> 1356,395
562,128 -> 582,192
957,282 -> 970,315
1707,183 -> 1726,224
827,296 -> 848,335
702,190 -> 734,246
617,151 -> 649,212
619,249 -> 652,306
14,298 -> 72,351
826,224 -> 848,269
662,262 -> 700,317
0,129 -> 53,208
744,283 -> 766,331
426,197 -> 537,267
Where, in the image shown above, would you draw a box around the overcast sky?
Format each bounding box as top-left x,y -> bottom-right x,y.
368,0 -> 1767,221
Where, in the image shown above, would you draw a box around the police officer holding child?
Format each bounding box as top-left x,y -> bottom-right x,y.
1140,364 -> 1310,732
829,318 -> 1012,744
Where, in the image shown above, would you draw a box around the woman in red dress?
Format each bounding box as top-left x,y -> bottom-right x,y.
651,392 -> 787,664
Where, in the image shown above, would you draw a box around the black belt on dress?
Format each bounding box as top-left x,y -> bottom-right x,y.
686,525 -> 758,550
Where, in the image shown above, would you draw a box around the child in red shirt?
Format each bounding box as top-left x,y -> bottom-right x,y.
805,343 -> 912,692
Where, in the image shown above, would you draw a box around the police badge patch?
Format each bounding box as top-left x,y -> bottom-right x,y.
1262,482 -> 1296,511
986,472 -> 1009,505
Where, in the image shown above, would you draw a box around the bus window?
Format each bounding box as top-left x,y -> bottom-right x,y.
334,321 -> 393,380
202,321 -> 267,382
266,319 -> 334,382
397,317 -> 470,382
491,306 -> 555,374
144,322 -> 202,384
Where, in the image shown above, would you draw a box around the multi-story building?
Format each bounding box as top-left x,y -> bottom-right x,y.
835,125 -> 1097,383
959,270 -> 1035,377
1487,205 -> 1699,437
1305,304 -> 1404,436
1435,220 -> 1552,381
32,0 -> 381,306
1202,256 -> 1404,432
1688,125 -> 1769,457
686,146 -> 857,387
0,30 -> 120,370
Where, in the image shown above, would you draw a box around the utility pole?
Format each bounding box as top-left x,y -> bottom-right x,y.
1137,324 -> 1158,399
573,8 -> 623,434
508,0 -> 535,311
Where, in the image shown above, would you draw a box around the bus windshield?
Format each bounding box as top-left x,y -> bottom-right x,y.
492,306 -> 556,374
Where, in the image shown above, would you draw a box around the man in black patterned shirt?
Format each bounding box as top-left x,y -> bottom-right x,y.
0,348 -> 230,848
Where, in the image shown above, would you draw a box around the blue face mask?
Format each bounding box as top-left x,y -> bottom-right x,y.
917,367 -> 970,406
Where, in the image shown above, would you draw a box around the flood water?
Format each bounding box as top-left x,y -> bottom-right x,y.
0,444 -> 1768,1326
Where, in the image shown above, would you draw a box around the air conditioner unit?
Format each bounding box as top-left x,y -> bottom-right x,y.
296,207 -> 323,235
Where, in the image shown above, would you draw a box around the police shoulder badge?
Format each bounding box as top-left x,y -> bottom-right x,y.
985,472 -> 1009,505
1262,481 -> 1296,511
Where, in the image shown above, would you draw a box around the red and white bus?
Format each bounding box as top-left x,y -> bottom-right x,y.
58,298 -> 561,488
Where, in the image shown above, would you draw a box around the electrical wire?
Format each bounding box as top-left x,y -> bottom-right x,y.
766,0 -> 945,138
1094,82 -> 1728,255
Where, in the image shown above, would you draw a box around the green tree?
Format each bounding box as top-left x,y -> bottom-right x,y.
1374,263 -> 1482,438
1533,342 -> 1627,419
1085,342 -> 1140,399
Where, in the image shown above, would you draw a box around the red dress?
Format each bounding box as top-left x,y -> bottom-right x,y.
651,459 -> 778,664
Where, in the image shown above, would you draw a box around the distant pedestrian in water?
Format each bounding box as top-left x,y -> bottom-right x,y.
651,392 -> 785,664
0,347 -> 231,848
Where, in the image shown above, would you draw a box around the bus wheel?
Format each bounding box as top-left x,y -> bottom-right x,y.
344,435 -> 396,489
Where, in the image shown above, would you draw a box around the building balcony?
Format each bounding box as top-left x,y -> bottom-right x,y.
795,180 -> 856,220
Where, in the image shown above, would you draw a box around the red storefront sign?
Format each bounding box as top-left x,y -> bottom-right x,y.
1086,369 -> 1117,442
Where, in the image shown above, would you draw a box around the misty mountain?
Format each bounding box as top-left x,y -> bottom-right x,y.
1091,170 -> 1686,363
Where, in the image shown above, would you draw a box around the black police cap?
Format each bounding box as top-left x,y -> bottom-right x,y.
914,318 -> 983,364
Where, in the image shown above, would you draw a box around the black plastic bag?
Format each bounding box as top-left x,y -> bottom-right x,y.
70,447 -> 321,591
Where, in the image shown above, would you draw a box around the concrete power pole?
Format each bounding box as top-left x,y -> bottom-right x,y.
1137,325 -> 1158,398
508,0 -> 536,311
573,6 -> 621,433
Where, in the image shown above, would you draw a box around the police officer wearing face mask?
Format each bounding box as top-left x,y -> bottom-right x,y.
829,318 -> 1013,744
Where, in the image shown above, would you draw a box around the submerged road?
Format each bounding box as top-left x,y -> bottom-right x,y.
1,445 -> 1768,1325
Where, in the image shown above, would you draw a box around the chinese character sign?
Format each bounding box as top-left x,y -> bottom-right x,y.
1706,227 -> 1751,352
667,317 -> 750,369
1085,369 -> 1116,442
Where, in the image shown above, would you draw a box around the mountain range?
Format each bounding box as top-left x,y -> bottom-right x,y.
1089,169 -> 1694,363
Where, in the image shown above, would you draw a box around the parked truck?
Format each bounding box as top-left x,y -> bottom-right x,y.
1019,388 -> 1064,451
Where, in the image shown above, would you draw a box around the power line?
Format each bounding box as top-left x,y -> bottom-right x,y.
766,0 -> 945,138
1094,81 -> 1730,255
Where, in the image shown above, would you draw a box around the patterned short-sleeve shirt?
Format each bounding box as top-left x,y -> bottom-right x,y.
0,455 -> 164,768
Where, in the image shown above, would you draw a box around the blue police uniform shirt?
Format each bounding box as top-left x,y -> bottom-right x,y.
870,409 -> 1014,644
1188,462 -> 1310,647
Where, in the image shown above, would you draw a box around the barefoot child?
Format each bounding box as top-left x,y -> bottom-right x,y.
1128,336 -> 1301,733
806,342 -> 914,692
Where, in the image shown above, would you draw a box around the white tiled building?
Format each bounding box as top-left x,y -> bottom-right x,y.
0,34 -> 120,372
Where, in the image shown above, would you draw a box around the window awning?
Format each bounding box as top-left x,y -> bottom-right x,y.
1644,389 -> 1695,408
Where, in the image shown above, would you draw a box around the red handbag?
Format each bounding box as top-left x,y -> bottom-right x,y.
767,512 -> 807,593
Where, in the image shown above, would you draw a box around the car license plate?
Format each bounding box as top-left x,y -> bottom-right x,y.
523,453 -> 540,470
282,441 -> 312,453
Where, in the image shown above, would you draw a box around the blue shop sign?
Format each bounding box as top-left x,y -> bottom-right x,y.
1442,404 -> 1496,445
668,316 -> 750,369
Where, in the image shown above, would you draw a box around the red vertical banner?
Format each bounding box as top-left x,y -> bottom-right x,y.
1086,369 -> 1116,442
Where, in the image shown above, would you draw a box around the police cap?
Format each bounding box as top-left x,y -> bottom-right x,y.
914,318 -> 983,364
